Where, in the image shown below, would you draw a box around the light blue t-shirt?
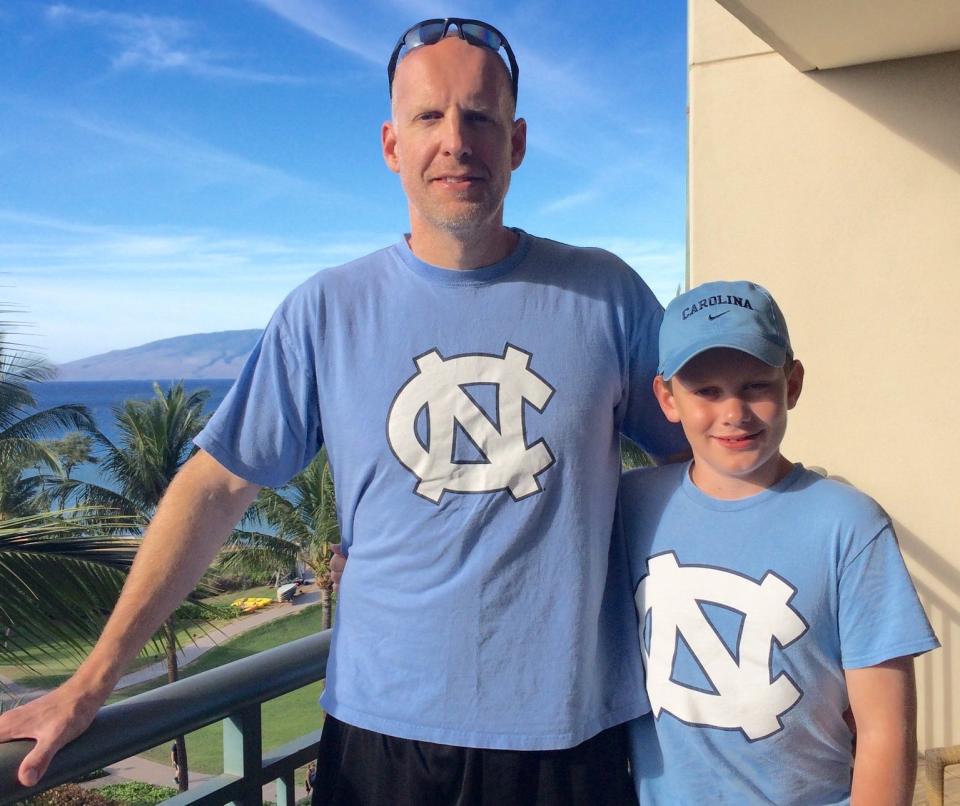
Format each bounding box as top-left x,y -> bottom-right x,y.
620,462 -> 938,805
196,230 -> 686,750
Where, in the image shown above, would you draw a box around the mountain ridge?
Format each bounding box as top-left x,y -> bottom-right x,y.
55,330 -> 262,381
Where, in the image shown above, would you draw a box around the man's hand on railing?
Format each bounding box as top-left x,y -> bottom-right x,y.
0,678 -> 104,787
329,543 -> 346,591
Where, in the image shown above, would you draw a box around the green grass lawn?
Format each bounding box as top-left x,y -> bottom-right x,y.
0,585 -> 282,691
137,681 -> 325,775
118,605 -> 327,774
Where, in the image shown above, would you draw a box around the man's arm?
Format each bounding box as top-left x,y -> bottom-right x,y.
846,656 -> 918,806
0,450 -> 260,787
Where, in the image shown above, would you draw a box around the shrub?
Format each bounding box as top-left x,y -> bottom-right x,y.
173,601 -> 240,621
23,784 -> 116,806
96,782 -> 177,805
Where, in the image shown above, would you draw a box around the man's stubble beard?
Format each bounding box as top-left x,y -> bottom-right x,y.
414,176 -> 511,238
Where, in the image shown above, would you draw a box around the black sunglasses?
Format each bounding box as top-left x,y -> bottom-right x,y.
387,18 -> 519,101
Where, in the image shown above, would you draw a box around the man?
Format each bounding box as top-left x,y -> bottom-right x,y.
0,18 -> 685,804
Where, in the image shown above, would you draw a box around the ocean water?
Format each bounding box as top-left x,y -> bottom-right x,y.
26,379 -> 235,487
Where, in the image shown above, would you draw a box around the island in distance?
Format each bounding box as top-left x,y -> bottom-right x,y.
56,330 -> 263,381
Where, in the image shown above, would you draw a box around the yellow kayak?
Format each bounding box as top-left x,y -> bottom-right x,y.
231,597 -> 273,612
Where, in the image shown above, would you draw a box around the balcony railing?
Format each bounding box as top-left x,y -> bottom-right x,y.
0,630 -> 331,806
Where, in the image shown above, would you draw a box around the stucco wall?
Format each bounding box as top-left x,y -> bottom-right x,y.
689,0 -> 960,749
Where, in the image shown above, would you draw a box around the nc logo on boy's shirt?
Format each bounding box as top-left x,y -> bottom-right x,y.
636,551 -> 809,741
386,344 -> 556,503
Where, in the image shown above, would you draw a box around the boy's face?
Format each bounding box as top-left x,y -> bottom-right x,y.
653,348 -> 804,499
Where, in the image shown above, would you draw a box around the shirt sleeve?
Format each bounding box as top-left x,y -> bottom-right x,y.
838,523 -> 940,669
194,308 -> 323,488
619,279 -> 688,462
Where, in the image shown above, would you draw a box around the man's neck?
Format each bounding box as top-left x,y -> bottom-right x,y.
407,225 -> 518,270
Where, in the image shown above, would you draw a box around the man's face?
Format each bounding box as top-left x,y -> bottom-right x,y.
653,349 -> 804,499
382,36 -> 526,241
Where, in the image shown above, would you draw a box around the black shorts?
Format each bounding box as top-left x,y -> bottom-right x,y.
312,716 -> 637,806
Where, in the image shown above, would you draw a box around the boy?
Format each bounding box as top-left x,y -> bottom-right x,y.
622,280 -> 938,804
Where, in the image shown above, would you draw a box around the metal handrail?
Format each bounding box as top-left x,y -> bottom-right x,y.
0,630 -> 331,806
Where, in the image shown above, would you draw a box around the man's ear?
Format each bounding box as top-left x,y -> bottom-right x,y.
653,375 -> 681,423
382,121 -> 400,173
786,359 -> 804,409
510,117 -> 526,170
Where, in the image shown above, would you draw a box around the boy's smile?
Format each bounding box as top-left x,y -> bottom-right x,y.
653,348 -> 804,499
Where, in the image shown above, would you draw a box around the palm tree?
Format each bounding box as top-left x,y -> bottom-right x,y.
0,314 -> 139,685
99,383 -> 210,514
46,432 -> 97,479
0,328 -> 93,475
69,381 -> 210,791
222,449 -> 341,629
0,314 -> 98,521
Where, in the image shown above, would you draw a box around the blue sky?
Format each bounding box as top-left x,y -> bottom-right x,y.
1,1 -> 688,364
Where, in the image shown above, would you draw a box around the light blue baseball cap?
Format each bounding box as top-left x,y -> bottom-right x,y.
658,280 -> 792,379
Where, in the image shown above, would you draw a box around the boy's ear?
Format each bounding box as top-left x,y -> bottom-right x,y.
786,360 -> 804,409
653,375 -> 682,423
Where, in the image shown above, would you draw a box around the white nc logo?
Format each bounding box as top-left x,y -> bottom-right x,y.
387,345 -> 555,503
637,552 -> 808,741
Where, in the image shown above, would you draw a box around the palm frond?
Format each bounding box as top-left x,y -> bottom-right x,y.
0,509 -> 141,667
620,435 -> 654,470
0,405 -> 95,443
54,477 -> 146,523
217,532 -> 297,580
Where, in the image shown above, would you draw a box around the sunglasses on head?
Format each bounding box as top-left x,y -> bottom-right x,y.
387,18 -> 519,101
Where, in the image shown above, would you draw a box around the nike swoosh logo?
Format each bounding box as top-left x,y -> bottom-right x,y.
708,311 -> 730,321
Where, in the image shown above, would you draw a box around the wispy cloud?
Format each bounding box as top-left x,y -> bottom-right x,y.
1,95 -> 338,201
0,211 -> 396,361
538,189 -> 601,215
249,0 -> 388,65
0,210 -> 387,279
63,111 -> 322,196
45,3 -> 306,84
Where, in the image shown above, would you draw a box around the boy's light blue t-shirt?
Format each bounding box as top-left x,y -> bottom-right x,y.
195,231 -> 686,749
620,462 -> 938,805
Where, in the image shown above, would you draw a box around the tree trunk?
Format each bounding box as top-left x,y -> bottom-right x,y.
165,618 -> 189,792
319,585 -> 331,630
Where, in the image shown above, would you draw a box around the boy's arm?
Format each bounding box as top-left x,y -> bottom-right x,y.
846,656 -> 918,806
0,450 -> 260,787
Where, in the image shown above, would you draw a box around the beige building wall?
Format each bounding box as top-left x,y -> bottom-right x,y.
688,0 -> 960,749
